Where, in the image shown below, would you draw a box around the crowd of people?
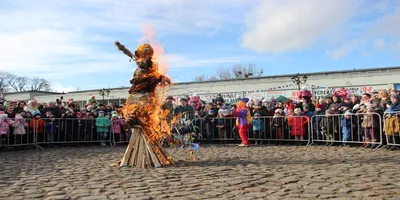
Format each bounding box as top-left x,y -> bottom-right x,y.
0,87 -> 400,150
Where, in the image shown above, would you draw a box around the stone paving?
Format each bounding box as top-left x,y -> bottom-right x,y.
0,144 -> 400,200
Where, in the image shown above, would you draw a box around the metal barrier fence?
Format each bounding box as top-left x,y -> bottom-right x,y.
310,113 -> 383,149
383,111 -> 400,150
2,112 -> 399,150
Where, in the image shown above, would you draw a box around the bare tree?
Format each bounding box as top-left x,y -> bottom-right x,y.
8,75 -> 29,92
0,72 -> 12,99
192,74 -> 219,82
30,77 -> 51,91
232,63 -> 263,79
216,68 -> 234,80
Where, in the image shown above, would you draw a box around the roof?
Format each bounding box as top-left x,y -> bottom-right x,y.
5,90 -> 64,95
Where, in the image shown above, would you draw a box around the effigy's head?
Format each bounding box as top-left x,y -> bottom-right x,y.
135,43 -> 154,60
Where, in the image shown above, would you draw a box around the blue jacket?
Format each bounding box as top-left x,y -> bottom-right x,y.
341,118 -> 352,134
252,118 -> 265,131
387,102 -> 400,113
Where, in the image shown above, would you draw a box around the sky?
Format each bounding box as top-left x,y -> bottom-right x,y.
0,0 -> 400,93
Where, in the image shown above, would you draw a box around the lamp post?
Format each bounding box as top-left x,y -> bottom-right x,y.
291,73 -> 308,91
98,88 -> 110,104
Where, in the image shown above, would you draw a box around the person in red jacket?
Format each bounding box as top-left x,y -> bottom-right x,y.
288,108 -> 309,141
30,112 -> 45,143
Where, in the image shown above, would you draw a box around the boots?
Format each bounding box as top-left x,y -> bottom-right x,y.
364,139 -> 371,148
370,139 -> 377,149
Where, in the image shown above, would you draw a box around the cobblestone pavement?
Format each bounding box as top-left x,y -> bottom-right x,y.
1,144 -> 400,200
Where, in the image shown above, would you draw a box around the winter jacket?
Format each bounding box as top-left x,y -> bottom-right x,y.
45,120 -> 59,134
384,116 -> 399,136
96,116 -> 110,133
288,115 -> 309,137
333,90 -> 348,101
111,119 -> 124,134
0,118 -> 13,135
341,118 -> 352,136
12,120 -> 28,135
320,116 -> 336,134
29,118 -> 45,133
387,102 -> 400,113
361,113 -> 379,128
252,118 -> 265,131
190,96 -> 202,110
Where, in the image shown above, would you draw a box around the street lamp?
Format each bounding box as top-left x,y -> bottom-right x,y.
291,73 -> 308,91
98,88 -> 111,104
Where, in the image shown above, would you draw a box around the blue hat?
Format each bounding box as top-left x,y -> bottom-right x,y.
33,112 -> 41,117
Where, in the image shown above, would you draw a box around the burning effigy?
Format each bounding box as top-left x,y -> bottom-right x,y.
115,41 -> 174,168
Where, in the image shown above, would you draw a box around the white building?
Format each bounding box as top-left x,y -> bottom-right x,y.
4,66 -> 400,106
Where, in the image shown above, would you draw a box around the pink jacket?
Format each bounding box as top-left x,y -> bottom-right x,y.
0,119 -> 14,135
333,90 -> 348,100
111,119 -> 125,134
190,96 -> 201,110
12,120 -> 28,135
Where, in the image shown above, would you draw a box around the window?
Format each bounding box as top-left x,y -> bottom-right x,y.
394,84 -> 400,91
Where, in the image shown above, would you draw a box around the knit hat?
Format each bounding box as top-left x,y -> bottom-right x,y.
193,92 -> 199,97
316,104 -> 323,109
208,110 -> 214,115
344,110 -> 352,116
294,108 -> 301,114
112,113 -> 119,118
254,113 -> 260,116
98,110 -> 104,113
33,112 -> 41,117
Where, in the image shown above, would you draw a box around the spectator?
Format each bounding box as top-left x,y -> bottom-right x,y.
379,89 -> 391,109
387,94 -> 400,112
111,113 -> 124,142
14,101 -> 26,113
45,115 -> 58,148
0,101 -> 4,111
303,105 -> 313,118
329,95 -> 343,114
30,112 -> 45,143
43,101 -> 61,118
11,114 -> 28,144
288,108 -> 309,142
204,110 -> 215,143
272,109 -> 284,140
174,98 -> 194,118
162,96 -> 175,123
333,87 -> 348,100
190,93 -> 202,111
24,100 -> 39,115
213,94 -> 225,104
351,95 -> 361,106
297,86 -> 312,103
341,111 -> 353,146
0,111 -> 13,145
362,107 -> 379,148
252,113 -> 265,145
5,105 -> 15,119
86,94 -> 98,106
320,109 -> 335,146
216,108 -> 230,144
360,93 -> 372,105
96,110 -> 110,147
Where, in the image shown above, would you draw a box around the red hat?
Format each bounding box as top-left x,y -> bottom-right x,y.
316,104 -> 323,109
288,104 -> 295,110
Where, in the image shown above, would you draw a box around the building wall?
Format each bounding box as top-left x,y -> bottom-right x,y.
5,68 -> 400,105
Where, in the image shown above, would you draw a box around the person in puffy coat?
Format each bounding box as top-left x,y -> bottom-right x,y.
189,93 -> 202,111
288,108 -> 309,141
252,113 -> 265,145
362,107 -> 380,148
0,111 -> 14,146
111,113 -> 125,142
341,111 -> 353,145
96,111 -> 110,146
11,114 -> 28,144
